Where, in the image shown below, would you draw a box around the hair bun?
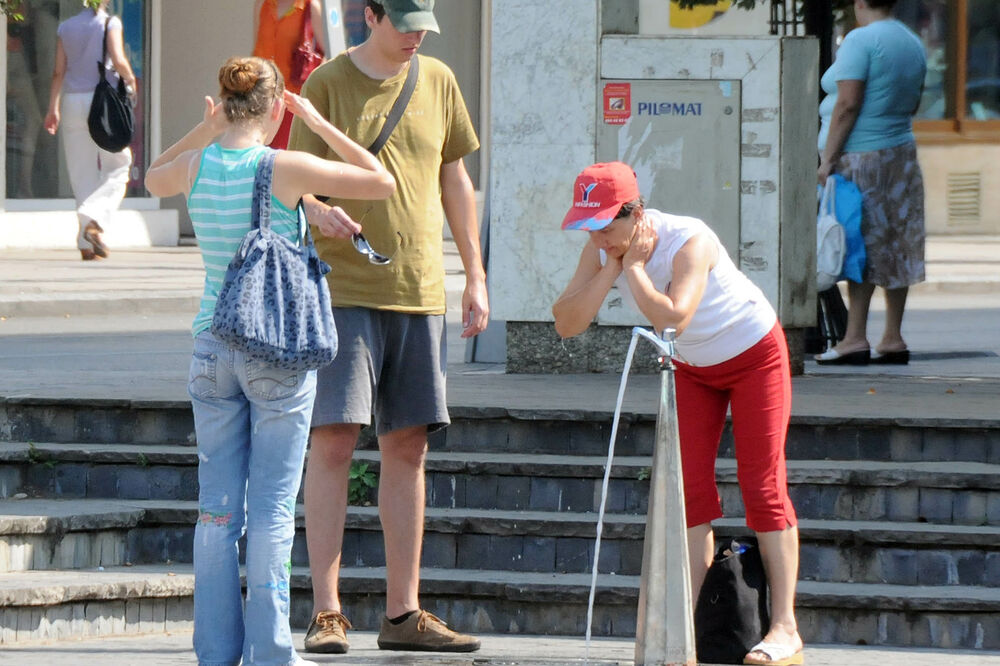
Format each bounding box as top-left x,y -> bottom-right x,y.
217,56 -> 283,123
220,59 -> 259,96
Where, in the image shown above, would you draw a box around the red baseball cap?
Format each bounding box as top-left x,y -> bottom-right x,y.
561,162 -> 641,231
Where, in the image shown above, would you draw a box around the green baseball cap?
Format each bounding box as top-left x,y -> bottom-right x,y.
372,0 -> 440,34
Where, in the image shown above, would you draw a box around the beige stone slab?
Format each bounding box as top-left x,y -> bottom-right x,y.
0,566 -> 194,607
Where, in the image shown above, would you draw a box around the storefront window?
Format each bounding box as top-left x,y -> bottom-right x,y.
5,0 -> 147,200
966,0 -> 1000,120
888,0 -> 1000,134
894,0 -> 948,120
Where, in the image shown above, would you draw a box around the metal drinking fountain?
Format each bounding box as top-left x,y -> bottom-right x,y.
633,328 -> 696,666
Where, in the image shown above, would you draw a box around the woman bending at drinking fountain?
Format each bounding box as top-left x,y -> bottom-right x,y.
552,162 -> 802,666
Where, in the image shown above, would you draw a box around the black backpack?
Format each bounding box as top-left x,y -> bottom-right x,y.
87,16 -> 134,153
694,536 -> 770,664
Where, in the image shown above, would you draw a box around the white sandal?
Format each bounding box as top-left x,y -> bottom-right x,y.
743,640 -> 805,665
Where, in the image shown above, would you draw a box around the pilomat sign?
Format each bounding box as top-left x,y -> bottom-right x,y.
636,102 -> 704,116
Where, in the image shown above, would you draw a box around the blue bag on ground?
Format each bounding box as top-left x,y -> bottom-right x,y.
211,149 -> 337,370
830,174 -> 865,284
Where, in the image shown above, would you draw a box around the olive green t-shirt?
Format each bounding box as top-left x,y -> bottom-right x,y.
288,52 -> 479,313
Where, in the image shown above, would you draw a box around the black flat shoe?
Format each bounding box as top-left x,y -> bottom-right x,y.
814,348 -> 871,365
870,349 -> 909,365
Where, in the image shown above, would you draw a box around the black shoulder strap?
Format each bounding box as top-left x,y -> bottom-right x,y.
367,56 -> 419,156
97,16 -> 111,78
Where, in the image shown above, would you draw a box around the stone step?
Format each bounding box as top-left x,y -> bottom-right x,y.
0,500 -> 144,572
0,564 -> 193,645
2,563 -> 999,649
3,397 -> 999,463
4,443 -> 999,526
445,414 -> 1000,462
0,398 -> 196,447
4,499 -> 1000,589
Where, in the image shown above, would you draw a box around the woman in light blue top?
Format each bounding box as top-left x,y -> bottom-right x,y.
145,56 -> 394,666
816,0 -> 927,367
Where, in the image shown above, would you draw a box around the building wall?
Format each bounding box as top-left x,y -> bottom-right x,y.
639,0 -> 772,36
421,0 -> 483,187
919,144 -> 1000,235
160,0 -> 254,234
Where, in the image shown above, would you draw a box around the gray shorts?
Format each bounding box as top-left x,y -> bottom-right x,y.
311,307 -> 449,435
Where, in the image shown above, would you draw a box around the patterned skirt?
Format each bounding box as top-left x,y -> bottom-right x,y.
835,141 -> 925,288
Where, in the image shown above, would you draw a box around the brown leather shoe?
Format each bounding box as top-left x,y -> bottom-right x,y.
377,610 -> 480,652
80,248 -> 98,261
303,610 -> 351,654
83,222 -> 109,258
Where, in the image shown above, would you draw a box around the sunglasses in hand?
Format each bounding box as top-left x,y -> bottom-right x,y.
351,207 -> 401,265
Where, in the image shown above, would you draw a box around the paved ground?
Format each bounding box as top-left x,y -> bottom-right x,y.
0,238 -> 997,422
5,629 -> 1000,665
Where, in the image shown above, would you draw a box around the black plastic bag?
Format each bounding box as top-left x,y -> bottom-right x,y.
694,536 -> 770,664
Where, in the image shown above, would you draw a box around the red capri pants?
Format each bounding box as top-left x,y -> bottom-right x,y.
674,321 -> 797,532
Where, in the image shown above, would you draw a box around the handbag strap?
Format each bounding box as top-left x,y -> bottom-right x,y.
96,16 -> 111,79
252,149 -> 278,232
253,148 -> 314,248
821,176 -> 837,219
368,56 -> 419,156
301,3 -> 321,54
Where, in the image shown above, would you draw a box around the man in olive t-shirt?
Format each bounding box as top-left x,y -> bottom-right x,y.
287,0 -> 487,655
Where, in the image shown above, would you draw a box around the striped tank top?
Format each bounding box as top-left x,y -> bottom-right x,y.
187,144 -> 300,337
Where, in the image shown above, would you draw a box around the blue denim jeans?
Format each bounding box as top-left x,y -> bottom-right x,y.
188,331 -> 316,666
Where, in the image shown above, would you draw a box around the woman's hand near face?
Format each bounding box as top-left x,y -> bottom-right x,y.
623,216 -> 656,270
595,238 -> 624,274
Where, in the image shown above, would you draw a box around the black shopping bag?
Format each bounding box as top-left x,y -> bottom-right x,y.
694,536 -> 770,664
805,285 -> 848,354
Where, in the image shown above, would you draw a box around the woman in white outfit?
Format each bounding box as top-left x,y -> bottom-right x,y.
44,0 -> 136,260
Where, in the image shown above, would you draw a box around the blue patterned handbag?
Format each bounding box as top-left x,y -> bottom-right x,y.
211,149 -> 337,370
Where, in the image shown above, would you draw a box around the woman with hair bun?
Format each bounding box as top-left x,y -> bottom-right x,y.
146,56 -> 394,666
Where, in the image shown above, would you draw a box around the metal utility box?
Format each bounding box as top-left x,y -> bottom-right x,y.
597,79 -> 742,260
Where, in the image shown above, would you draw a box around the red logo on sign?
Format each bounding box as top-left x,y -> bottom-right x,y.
603,82 -> 631,125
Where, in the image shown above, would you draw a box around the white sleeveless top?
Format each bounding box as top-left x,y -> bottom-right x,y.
601,209 -> 776,366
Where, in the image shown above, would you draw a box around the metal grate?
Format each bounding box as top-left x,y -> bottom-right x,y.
946,171 -> 982,226
769,0 -> 806,36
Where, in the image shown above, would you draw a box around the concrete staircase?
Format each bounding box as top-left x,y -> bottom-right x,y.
1,398 -> 999,649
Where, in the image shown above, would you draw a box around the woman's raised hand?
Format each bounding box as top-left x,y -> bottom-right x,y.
283,90 -> 324,130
